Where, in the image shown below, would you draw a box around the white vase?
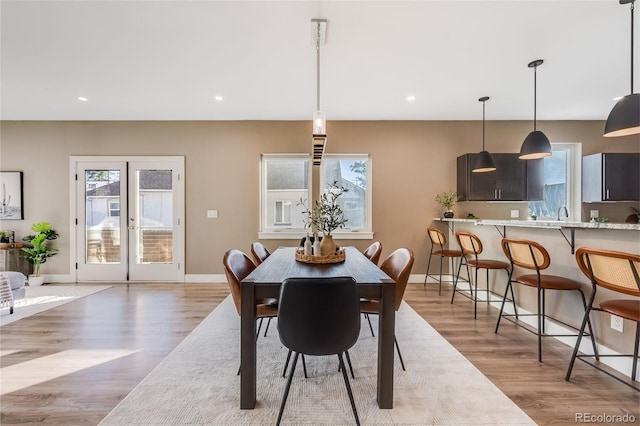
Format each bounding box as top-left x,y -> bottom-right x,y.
28,275 -> 44,286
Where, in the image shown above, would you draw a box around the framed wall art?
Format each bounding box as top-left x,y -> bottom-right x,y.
0,171 -> 24,220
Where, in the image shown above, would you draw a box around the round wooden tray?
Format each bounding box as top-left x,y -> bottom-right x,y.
295,249 -> 345,264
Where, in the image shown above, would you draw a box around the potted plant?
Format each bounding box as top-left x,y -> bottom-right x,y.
21,221 -> 58,286
435,189 -> 458,218
0,230 -> 9,243
299,181 -> 348,255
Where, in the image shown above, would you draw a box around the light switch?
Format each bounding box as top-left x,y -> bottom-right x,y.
207,210 -> 218,219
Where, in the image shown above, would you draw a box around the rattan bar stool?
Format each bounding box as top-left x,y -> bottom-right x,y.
496,238 -> 598,362
452,231 -> 511,319
424,228 -> 462,295
566,247 -> 640,391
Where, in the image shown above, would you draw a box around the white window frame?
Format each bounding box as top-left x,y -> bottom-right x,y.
259,153 -> 311,239
320,153 -> 374,239
529,142 -> 581,221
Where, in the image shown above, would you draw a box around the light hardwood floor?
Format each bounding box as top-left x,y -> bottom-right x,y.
1,282 -> 638,425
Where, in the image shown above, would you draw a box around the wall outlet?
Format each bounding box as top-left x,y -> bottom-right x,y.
207,209 -> 218,219
510,210 -> 519,219
611,315 -> 624,332
590,210 -> 599,220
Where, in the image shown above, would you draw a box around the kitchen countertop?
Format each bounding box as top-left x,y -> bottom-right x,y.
434,218 -> 640,231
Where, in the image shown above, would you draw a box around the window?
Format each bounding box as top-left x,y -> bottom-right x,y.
259,154 -> 310,238
320,154 -> 372,236
109,201 -> 120,217
259,153 -> 373,239
529,143 -> 581,220
274,200 -> 292,225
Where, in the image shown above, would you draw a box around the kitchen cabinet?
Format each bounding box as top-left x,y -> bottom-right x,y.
582,153 -> 640,202
457,153 -> 543,201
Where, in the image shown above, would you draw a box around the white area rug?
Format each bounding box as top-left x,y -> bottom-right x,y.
0,285 -> 111,326
100,296 -> 534,425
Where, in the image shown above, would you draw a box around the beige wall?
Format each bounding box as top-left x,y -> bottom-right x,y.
0,120 -> 638,277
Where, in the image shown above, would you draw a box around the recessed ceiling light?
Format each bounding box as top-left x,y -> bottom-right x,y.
214,96 -> 224,101
77,96 -> 89,102
406,95 -> 416,102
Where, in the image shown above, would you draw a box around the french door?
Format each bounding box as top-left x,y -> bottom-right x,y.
74,157 -> 184,282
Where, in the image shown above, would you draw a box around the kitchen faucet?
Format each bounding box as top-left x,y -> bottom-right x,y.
557,205 -> 569,221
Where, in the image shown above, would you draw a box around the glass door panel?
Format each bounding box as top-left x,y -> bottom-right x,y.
77,162 -> 127,281
127,161 -> 183,281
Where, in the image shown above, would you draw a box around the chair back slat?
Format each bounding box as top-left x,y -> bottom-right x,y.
501,238 -> 550,271
575,248 -> 640,296
455,231 -> 483,256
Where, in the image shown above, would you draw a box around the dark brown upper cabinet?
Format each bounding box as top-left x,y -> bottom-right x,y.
582,153 -> 640,202
457,153 -> 543,201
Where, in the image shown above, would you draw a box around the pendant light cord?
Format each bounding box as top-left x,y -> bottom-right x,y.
533,64 -> 537,131
631,1 -> 635,93
482,100 -> 486,150
316,22 -> 321,111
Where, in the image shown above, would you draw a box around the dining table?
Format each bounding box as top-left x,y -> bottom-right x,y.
240,245 -> 396,409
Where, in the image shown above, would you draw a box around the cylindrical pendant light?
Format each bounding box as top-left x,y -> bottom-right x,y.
311,19 -> 327,166
604,0 -> 640,137
519,59 -> 552,160
472,96 -> 496,172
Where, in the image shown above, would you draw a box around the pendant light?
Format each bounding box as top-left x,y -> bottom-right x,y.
604,0 -> 640,137
311,19 -> 327,166
519,59 -> 552,160
472,96 -> 496,172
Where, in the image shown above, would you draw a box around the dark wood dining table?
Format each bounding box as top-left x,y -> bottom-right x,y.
240,246 -> 396,409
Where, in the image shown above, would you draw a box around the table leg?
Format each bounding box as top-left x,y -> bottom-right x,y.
240,280 -> 257,409
377,281 -> 395,408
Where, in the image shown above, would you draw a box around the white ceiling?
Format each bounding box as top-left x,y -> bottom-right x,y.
1,0 -> 638,121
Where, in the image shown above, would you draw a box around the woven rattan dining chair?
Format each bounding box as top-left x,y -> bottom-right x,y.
496,238 -> 598,362
276,277 -> 361,426
361,248 -> 414,371
452,231 -> 510,319
250,241 -> 271,265
362,241 -> 383,266
223,249 -> 278,374
424,227 -> 462,295
566,247 -> 640,391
